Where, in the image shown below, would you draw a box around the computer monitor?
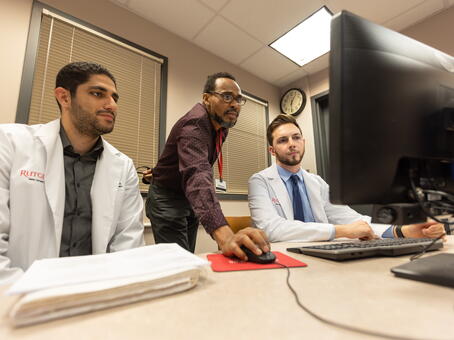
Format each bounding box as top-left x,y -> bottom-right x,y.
329,11 -> 454,224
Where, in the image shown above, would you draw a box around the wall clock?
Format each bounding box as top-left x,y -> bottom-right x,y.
280,88 -> 306,116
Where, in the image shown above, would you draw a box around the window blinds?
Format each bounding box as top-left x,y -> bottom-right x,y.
28,11 -> 163,192
214,96 -> 268,195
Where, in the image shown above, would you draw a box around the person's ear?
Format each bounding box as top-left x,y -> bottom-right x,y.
202,93 -> 212,112
55,87 -> 71,110
268,145 -> 275,156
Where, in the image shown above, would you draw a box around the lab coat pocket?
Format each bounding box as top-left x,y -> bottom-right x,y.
111,186 -> 126,223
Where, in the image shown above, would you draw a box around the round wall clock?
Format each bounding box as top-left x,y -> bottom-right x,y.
280,88 -> 307,116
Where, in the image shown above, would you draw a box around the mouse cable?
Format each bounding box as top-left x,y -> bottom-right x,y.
409,233 -> 446,261
274,261 -> 452,340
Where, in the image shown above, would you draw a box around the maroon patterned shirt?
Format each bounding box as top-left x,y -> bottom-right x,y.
152,103 -> 228,234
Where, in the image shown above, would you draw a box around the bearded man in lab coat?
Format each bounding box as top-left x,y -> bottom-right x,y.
248,114 -> 446,242
0,62 -> 144,284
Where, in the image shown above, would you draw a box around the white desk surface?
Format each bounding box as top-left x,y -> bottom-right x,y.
1,236 -> 453,340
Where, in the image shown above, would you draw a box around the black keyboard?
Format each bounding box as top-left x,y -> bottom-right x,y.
287,238 -> 443,261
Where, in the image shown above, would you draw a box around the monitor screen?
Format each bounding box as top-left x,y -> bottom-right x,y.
329,11 -> 454,224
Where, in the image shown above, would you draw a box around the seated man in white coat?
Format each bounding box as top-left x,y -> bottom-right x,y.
0,62 -> 144,284
248,114 -> 445,242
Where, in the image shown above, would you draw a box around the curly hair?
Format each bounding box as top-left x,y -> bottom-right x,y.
202,72 -> 236,93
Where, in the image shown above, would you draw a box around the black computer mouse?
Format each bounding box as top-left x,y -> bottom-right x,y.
240,245 -> 276,264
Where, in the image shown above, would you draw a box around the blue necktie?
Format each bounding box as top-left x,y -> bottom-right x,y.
290,175 -> 305,222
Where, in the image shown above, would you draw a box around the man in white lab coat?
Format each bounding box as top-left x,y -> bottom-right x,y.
248,114 -> 445,242
0,62 -> 144,284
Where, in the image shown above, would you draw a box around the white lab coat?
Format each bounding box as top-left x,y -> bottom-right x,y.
248,165 -> 389,242
0,119 -> 144,284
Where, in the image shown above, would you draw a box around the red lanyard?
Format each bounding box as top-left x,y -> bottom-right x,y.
216,129 -> 223,181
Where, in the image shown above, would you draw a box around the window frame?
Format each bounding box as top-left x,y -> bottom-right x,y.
16,1 -> 168,181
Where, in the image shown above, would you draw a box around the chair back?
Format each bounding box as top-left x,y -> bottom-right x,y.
225,216 -> 252,234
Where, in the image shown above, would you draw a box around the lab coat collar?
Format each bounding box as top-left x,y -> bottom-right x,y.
35,119 -> 65,252
263,165 -> 293,219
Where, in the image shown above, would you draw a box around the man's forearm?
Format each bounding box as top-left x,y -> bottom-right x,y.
212,225 -> 234,248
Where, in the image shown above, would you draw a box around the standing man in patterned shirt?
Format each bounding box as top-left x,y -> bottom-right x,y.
144,72 -> 269,260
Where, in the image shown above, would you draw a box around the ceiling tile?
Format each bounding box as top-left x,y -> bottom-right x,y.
198,0 -> 230,12
274,68 -> 310,88
110,0 -> 130,5
385,0 -> 445,31
327,0 -> 428,25
240,47 -> 300,84
125,0 -> 215,40
301,53 -> 329,74
220,0 -> 326,44
193,16 -> 263,64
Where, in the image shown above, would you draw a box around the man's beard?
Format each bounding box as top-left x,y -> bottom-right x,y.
71,102 -> 115,137
208,110 -> 237,129
276,151 -> 303,166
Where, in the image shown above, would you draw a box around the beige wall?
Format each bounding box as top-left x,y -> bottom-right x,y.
402,5 -> 454,56
0,0 -> 33,124
0,0 -> 281,216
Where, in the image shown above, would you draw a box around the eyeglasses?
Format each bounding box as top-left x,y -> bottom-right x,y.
210,92 -> 247,106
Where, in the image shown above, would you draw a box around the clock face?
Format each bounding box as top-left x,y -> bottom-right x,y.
280,88 -> 306,116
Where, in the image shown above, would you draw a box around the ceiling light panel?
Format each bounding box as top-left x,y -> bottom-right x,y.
270,6 -> 332,67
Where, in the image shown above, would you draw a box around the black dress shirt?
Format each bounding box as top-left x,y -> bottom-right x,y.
59,126 -> 104,257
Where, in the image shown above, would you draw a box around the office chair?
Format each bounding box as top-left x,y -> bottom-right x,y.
225,216 -> 252,233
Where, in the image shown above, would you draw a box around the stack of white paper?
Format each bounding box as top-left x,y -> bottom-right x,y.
6,244 -> 209,327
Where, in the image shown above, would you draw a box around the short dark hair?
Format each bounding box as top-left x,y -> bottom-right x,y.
55,61 -> 116,110
267,114 -> 302,145
203,72 -> 236,94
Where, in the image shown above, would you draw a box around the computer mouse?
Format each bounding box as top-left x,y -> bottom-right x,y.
240,245 -> 276,264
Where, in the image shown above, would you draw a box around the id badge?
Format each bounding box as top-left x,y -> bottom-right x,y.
215,178 -> 227,192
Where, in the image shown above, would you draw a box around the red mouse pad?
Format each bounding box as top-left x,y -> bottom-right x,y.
207,251 -> 307,272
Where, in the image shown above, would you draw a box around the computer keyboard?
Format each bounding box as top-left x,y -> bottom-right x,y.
287,238 -> 444,261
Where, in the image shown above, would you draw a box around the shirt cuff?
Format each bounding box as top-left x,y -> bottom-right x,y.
381,226 -> 395,238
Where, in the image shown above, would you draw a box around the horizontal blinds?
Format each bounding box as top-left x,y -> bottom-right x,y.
28,13 -> 162,192
214,99 -> 268,194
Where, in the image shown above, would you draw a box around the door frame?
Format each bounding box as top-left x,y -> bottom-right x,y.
311,90 -> 329,181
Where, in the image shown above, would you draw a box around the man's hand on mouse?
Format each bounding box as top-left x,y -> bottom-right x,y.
212,226 -> 270,261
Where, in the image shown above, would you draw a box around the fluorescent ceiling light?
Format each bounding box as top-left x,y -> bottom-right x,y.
270,6 -> 332,67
